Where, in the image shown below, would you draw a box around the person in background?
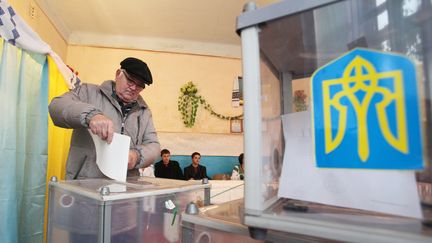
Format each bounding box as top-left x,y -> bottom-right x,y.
231,153 -> 244,180
154,149 -> 184,180
184,152 -> 209,180
49,57 -> 160,179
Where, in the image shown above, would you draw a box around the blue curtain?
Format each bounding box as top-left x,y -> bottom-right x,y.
0,39 -> 48,242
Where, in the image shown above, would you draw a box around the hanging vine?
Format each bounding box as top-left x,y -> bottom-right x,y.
178,81 -> 243,127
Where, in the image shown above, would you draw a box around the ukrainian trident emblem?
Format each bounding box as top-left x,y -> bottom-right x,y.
312,49 -> 423,169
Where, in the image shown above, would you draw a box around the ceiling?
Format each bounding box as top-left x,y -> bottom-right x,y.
35,0 -> 280,58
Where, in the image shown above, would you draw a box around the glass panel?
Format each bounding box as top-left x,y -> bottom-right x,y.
257,0 -> 431,219
258,59 -> 283,203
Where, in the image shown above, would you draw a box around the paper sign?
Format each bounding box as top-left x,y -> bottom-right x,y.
89,131 -> 130,182
278,111 -> 422,218
311,48 -> 423,169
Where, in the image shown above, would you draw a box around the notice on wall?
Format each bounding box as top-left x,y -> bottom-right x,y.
278,111 -> 422,219
89,131 -> 130,182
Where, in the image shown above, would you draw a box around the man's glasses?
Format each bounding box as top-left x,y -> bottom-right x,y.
121,69 -> 145,89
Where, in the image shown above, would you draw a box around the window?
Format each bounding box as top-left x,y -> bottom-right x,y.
375,0 -> 386,7
377,10 -> 388,30
402,0 -> 421,16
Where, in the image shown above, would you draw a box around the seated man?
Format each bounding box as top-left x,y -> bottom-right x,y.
184,152 -> 209,180
231,153 -> 244,180
154,149 -> 184,180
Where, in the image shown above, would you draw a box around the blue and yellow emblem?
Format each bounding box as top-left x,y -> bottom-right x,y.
311,48 -> 423,169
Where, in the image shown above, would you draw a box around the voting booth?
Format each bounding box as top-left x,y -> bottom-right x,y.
46,177 -> 210,243
237,0 -> 432,242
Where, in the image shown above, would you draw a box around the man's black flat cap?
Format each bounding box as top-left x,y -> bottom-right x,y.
120,57 -> 153,86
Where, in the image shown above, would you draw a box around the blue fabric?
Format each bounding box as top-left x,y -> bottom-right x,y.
167,155 -> 238,178
0,40 -> 48,243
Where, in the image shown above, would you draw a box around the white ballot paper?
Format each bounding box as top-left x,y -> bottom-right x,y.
89,131 -> 130,182
278,111 -> 422,218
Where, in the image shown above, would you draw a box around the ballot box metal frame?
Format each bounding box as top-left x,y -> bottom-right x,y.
237,0 -> 432,242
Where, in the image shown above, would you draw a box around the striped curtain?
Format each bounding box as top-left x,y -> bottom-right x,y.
0,1 -> 75,242
0,39 -> 48,243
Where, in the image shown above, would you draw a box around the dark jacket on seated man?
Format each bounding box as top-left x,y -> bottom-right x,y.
184,152 -> 210,180
154,160 -> 184,180
184,164 -> 209,180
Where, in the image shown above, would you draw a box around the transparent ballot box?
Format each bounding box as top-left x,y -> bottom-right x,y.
46,177 -> 210,243
181,199 -> 323,243
237,0 -> 432,242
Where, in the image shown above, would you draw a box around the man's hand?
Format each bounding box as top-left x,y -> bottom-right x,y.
89,114 -> 114,144
128,150 -> 139,170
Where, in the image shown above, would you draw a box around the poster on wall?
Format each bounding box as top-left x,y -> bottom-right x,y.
232,76 -> 243,107
230,119 -> 243,133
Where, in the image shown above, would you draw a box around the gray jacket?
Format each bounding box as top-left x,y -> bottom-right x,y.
49,80 -> 160,180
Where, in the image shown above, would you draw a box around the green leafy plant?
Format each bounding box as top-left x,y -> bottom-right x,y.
178,81 -> 243,127
293,90 -> 308,112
